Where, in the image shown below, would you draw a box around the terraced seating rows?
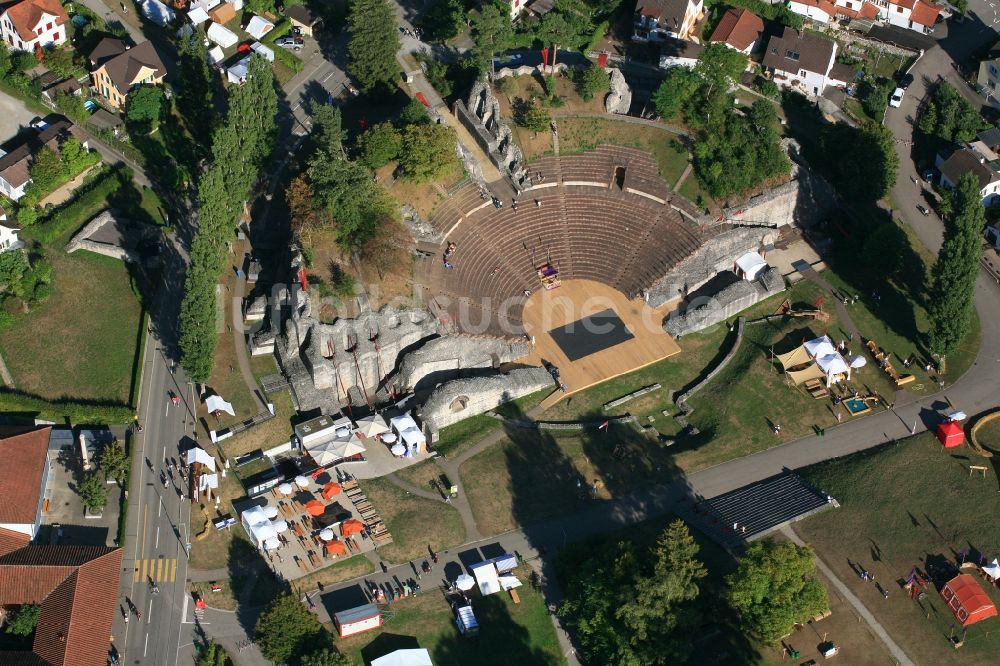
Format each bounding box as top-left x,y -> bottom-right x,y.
419,146 -> 707,337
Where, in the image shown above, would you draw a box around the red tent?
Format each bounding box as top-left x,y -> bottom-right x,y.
325,540 -> 347,556
305,500 -> 325,516
937,421 -> 965,448
322,482 -> 342,500
341,519 -> 365,537
940,574 -> 997,626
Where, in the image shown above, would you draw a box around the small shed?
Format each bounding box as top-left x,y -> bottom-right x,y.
208,22 -> 239,48
250,41 -> 274,62
207,45 -> 225,66
286,5 -> 321,36
245,15 -> 275,40
188,6 -> 210,23
334,603 -> 381,637
936,420 -> 965,449
941,574 -> 998,626
208,2 -> 236,24
735,251 -> 768,281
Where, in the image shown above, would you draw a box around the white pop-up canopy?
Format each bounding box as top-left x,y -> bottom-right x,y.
186,447 -> 217,472
735,251 -> 768,281
849,355 -> 867,368
205,394 -> 235,416
308,439 -> 365,466
371,649 -> 433,666
355,414 -> 390,438
241,505 -> 278,549
208,22 -> 238,48
804,335 -> 838,359
390,413 -> 426,453
984,559 -> 1000,581
817,353 -> 850,377
188,6 -> 210,23
470,561 -> 502,596
198,473 -> 219,491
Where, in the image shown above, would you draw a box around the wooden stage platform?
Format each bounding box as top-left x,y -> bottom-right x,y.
521,280 -> 681,407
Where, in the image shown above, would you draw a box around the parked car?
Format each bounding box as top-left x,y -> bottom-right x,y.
276,36 -> 303,51
917,204 -> 930,216
344,82 -> 360,97
30,117 -> 48,131
889,88 -> 905,108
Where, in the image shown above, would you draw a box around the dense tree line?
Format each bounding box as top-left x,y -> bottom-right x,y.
347,0 -> 401,92
815,121 -> 898,202
918,83 -> 989,144
179,56 -> 277,382
255,593 -> 351,665
653,45 -> 789,200
176,28 -> 217,153
927,172 -> 985,365
558,520 -> 708,664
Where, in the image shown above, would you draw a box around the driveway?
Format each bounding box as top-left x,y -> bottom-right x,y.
0,93 -> 39,143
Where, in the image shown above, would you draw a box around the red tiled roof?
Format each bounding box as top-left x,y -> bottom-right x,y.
0,527 -> 29,556
0,426 -> 50,524
0,545 -> 123,666
858,2 -> 880,19
910,0 -> 940,26
2,0 -> 69,43
889,0 -> 917,8
796,0 -> 838,19
708,8 -> 765,52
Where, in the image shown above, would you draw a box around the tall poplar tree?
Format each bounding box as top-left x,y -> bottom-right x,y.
347,0 -> 400,92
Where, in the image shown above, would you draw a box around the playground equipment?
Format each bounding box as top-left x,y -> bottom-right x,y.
774,299 -> 830,322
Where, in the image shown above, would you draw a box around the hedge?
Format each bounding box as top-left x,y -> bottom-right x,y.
0,388 -> 134,424
28,166 -> 130,244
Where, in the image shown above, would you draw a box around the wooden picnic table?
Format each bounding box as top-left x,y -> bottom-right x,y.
308,551 -> 320,568
295,556 -> 308,572
292,522 -> 305,538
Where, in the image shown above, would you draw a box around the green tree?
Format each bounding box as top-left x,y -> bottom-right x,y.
727,540 -> 828,644
347,0 -> 401,92
516,102 -> 550,133
576,62 -> 610,101
53,90 -> 88,124
357,122 -> 402,169
99,439 -> 129,485
399,98 -> 430,126
78,470 -> 108,513
819,121 -> 897,202
246,0 -> 277,13
421,0 -> 466,41
919,83 -> 988,143
43,46 -> 77,78
954,0 -> 969,14
312,104 -> 345,155
927,172 -> 985,362
61,136 -> 96,174
26,145 -> 66,197
0,251 -> 28,296
5,604 -> 40,636
653,67 -> 701,120
695,42 -> 747,88
398,123 -> 459,182
177,28 -> 216,150
861,222 -> 909,280
125,86 -> 165,132
862,77 -> 894,118
538,0 -> 592,73
301,648 -> 352,666
471,2 -> 513,77
196,639 -> 232,666
255,593 -> 328,664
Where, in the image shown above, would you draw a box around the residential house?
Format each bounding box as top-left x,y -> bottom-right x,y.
0,534 -> 123,666
88,38 -> 166,110
0,117 -> 89,201
0,209 -> 22,252
761,27 -> 850,97
977,41 -> 1000,108
0,0 -> 68,52
509,0 -> 526,20
286,5 -> 321,37
935,146 -> 1000,206
633,0 -> 705,43
707,8 -> 765,55
787,0 -> 939,34
658,37 -> 705,69
0,426 -> 53,539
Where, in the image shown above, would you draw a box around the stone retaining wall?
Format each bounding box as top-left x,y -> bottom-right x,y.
664,268 -> 784,338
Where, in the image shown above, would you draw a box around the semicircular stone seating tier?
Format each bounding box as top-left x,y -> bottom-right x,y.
417,145 -> 714,338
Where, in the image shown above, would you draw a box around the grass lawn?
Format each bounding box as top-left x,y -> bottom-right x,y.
432,390 -> 548,459
0,249 -> 142,403
290,556 -> 376,594
335,564 -> 564,665
393,459 -> 448,496
461,422 -> 683,537
795,433 -> 1000,664
361,477 -> 466,564
677,169 -> 715,211
189,470 -> 253,571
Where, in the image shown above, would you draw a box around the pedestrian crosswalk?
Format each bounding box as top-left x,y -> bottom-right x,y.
133,558 -> 177,583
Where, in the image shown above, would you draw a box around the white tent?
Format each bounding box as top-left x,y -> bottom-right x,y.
188,6 -> 210,23
454,574 -> 475,591
390,413 -> 426,454
208,21 -> 239,48
207,45 -> 225,66
983,559 -> 1000,581
470,561 -> 502,596
371,649 -> 434,666
804,335 -> 838,359
228,0 -> 244,10
355,414 -> 390,438
190,0 -> 221,11
241,505 -> 278,549
498,574 -> 522,591
263,537 -> 281,550
198,473 -> 219,491
849,355 -> 867,368
227,56 -> 251,84
947,410 -> 968,422
250,41 -> 274,62
141,0 -> 175,26
817,353 -> 850,377
735,252 -> 768,281
491,553 -> 518,573
245,15 -> 275,39
186,447 -> 217,472
206,394 -> 235,416
177,23 -> 193,38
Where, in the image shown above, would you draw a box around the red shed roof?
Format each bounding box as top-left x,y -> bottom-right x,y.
708,8 -> 764,52
941,574 -> 998,627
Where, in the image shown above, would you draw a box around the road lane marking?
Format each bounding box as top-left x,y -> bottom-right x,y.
133,558 -> 177,582
158,494 -> 163,517
144,632 -> 149,657
170,558 -> 176,583
155,524 -> 160,549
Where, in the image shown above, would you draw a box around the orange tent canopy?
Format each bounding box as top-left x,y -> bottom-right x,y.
341,518 -> 365,536
322,482 -> 342,500
325,540 -> 347,556
305,500 -> 325,517
941,574 -> 998,627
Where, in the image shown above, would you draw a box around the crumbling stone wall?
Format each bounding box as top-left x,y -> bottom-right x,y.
453,80 -> 528,188
663,268 -> 785,337
419,367 -> 553,437
395,336 -> 531,393
646,226 -> 780,308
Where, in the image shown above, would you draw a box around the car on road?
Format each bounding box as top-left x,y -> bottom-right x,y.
917,204 -> 930,216
889,88 -> 905,108
276,36 -> 303,50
